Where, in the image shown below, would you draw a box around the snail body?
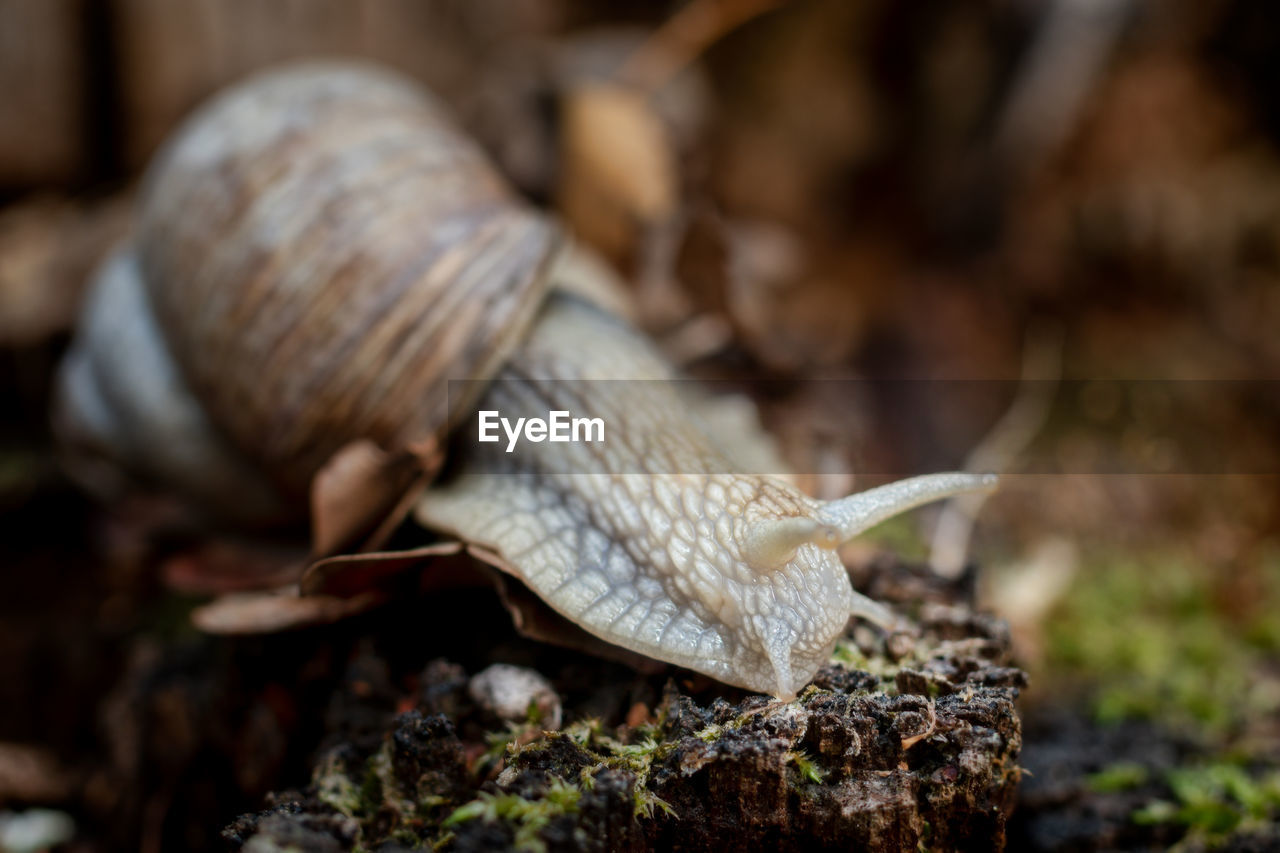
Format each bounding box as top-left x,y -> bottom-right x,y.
55,63 -> 995,698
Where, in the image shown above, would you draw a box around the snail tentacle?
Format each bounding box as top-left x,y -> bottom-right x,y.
817,472 -> 998,544
739,516 -> 840,572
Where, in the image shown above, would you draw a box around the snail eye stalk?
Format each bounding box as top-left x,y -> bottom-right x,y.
818,473 -> 998,544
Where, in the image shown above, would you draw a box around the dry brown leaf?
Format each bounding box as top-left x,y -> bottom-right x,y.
310,439 -> 433,556
300,542 -> 466,598
558,82 -> 677,263
191,586 -> 385,634
159,539 -> 306,595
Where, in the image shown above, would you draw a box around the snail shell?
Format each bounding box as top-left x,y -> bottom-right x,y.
55,63 -> 998,698
55,247 -> 286,521
126,63 -> 556,502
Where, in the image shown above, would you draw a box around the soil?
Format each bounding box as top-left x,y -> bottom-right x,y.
209,559 -> 1024,852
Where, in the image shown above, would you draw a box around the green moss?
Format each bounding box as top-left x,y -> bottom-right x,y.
1043,550 -> 1280,733
694,722 -> 726,743
830,641 -> 900,686
563,717 -> 606,748
1131,763 -> 1280,843
788,750 -> 827,784
829,640 -> 864,668
442,778 -> 582,853
1087,762 -> 1149,793
1132,798 -> 1179,826
830,632 -> 968,693
525,698 -> 549,726
312,727 -> 459,848
358,758 -> 385,816
312,750 -> 373,822
857,512 -> 930,561
386,824 -> 428,848
475,721 -> 538,775
561,720 -> 678,819
633,788 -> 677,819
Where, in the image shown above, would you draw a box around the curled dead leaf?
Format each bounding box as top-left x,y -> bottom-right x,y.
310,439 -> 441,556
300,542 -> 467,598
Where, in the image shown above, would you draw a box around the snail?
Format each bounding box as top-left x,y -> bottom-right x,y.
53,63 -> 996,699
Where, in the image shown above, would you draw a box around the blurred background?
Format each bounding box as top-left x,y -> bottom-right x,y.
1,0 -> 1279,850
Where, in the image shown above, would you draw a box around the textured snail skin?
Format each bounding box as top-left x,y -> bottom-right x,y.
416,295 -> 996,699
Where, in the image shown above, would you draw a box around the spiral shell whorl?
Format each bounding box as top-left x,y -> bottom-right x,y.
138,63 -> 558,495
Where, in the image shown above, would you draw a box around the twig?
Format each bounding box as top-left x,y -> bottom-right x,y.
928,324 -> 1063,578
993,0 -> 1133,175
617,0 -> 785,95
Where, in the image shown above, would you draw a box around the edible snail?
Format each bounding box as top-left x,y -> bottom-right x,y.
53,63 -> 995,699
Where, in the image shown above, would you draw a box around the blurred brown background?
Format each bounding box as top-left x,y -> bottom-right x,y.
6,0 -> 1278,546
1,0 -> 1280,850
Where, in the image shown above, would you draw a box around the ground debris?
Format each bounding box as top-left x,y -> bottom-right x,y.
220,583 -> 1022,852
221,799 -> 359,853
